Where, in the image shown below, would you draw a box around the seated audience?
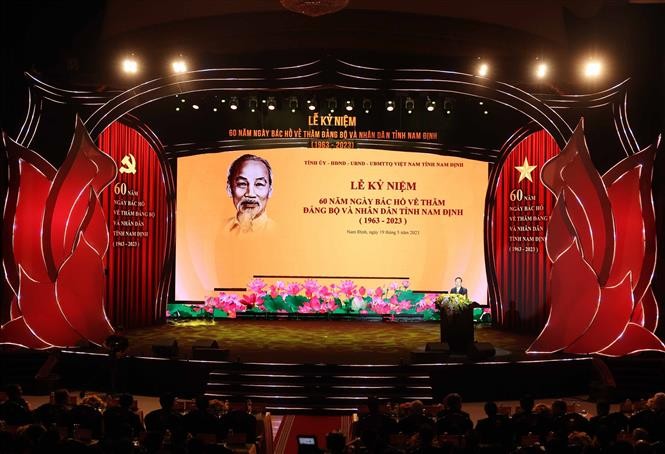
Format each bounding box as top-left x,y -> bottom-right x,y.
69,394 -> 105,439
511,395 -> 542,440
0,384 -> 32,426
326,431 -> 347,454
590,400 -> 629,443
103,393 -> 145,441
397,400 -> 432,435
221,404 -> 257,443
410,424 -> 443,454
184,395 -> 223,438
32,388 -> 71,428
144,391 -> 186,444
356,397 -> 398,441
475,401 -> 511,448
436,393 -> 473,436
648,392 -> 665,442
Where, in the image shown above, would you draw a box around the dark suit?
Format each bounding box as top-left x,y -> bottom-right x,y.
450,286 -> 467,295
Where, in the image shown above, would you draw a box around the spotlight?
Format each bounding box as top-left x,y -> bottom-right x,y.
171,59 -> 187,74
477,62 -> 489,77
288,97 -> 299,113
362,98 -> 372,114
425,97 -> 436,112
175,107 -> 180,112
181,98 -> 186,103
192,104 -> 199,110
385,100 -> 395,112
345,99 -> 354,112
213,107 -> 218,112
483,110 -> 489,115
327,98 -> 337,113
583,59 -> 603,78
443,97 -> 454,115
534,62 -> 548,79
405,97 -> 415,114
229,97 -> 239,110
267,97 -> 277,111
307,98 -> 317,111
249,96 -> 258,112
122,57 -> 138,74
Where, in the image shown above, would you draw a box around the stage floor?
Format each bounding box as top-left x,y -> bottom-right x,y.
123,320 -> 536,364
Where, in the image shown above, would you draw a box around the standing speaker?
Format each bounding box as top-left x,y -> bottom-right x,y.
467,342 -> 495,360
151,340 -> 179,358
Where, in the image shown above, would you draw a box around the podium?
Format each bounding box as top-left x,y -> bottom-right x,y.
440,306 -> 474,353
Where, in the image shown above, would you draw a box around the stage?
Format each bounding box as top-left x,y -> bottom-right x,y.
122,319 -> 534,364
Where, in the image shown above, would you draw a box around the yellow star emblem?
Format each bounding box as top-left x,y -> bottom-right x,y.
515,157 -> 537,183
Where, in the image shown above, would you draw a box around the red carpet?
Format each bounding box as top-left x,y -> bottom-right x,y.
274,415 -> 353,454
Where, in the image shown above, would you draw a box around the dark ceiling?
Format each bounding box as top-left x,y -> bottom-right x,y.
2,0 -> 664,140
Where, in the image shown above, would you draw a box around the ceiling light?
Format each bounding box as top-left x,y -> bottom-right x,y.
583,59 -> 603,78
405,97 -> 415,114
122,58 -> 138,74
535,62 -> 548,79
289,97 -> 299,113
327,98 -> 337,113
249,97 -> 258,112
171,59 -> 187,74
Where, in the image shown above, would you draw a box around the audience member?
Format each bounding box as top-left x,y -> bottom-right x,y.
32,388 -> 71,428
511,395 -> 542,440
356,397 -> 398,441
184,395 -> 223,438
103,392 -> 145,441
475,401 -> 511,448
410,424 -> 443,454
222,407 -> 257,444
436,393 -> 473,436
326,431 -> 347,454
0,384 -> 32,426
144,391 -> 186,444
398,400 -> 432,435
69,393 -> 105,440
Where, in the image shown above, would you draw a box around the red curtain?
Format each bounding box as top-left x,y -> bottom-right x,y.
490,130 -> 560,332
98,122 -> 168,328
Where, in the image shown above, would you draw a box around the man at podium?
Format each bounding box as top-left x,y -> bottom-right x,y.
450,277 -> 468,295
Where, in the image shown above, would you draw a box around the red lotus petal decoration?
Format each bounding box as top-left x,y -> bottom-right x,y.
565,273 -> 634,354
1,116 -> 116,347
528,239 -> 600,353
528,120 -> 663,355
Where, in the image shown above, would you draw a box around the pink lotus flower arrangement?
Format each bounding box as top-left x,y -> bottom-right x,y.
178,279 -> 445,319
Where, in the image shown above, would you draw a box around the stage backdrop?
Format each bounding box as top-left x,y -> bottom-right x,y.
98,122 -> 169,328
490,130 -> 560,332
176,149 -> 488,304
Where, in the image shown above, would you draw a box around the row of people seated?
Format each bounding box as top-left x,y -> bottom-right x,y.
351,392 -> 665,454
0,386 -> 258,451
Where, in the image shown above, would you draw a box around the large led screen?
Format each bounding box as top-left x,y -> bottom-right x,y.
176,148 -> 488,304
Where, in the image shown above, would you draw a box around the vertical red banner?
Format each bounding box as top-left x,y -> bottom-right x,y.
490,130 -> 560,332
98,122 -> 168,328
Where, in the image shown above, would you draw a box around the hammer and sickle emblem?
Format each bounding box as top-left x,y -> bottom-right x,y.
119,153 -> 137,174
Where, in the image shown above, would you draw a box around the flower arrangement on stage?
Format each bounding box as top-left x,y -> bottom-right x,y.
168,279 -> 455,320
435,293 -> 472,314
